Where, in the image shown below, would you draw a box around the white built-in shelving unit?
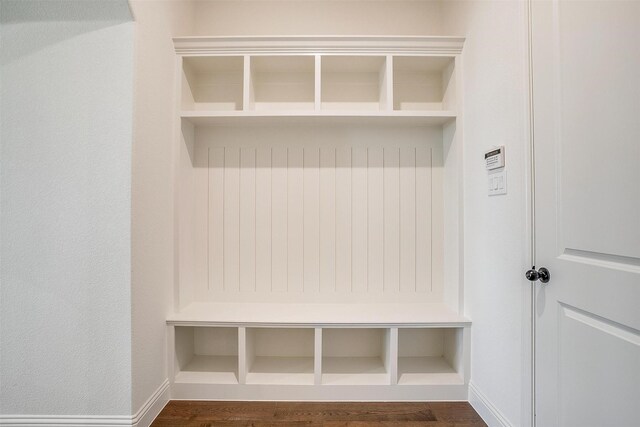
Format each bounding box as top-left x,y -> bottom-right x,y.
170,36 -> 469,401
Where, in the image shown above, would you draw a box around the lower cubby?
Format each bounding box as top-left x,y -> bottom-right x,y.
174,326 -> 239,384
244,328 -> 315,385
397,328 -> 464,385
321,328 -> 391,385
170,317 -> 469,398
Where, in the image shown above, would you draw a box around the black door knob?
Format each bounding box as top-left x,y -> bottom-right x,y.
525,266 -> 550,283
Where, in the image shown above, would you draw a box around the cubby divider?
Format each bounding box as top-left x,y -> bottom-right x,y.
314,327 -> 323,385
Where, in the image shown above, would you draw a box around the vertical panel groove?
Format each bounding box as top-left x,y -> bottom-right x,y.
303,147 -> 320,293
351,148 -> 354,292
223,148 -> 225,290
303,148 -> 306,290
271,148 -> 273,292
319,147 -> 336,293
255,147 -> 272,293
209,147 -> 225,293
239,149 -> 242,289
430,147 -> 433,292
255,149 -> 257,290
207,147 -> 210,290
223,147 -> 240,292
287,148 -> 289,292
240,148 -> 256,292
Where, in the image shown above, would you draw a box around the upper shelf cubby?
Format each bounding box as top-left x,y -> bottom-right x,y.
175,36 -> 464,119
393,56 -> 456,111
321,56 -> 388,111
248,56 -> 315,111
182,56 -> 244,111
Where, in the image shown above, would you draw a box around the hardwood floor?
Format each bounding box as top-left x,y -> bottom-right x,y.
151,401 -> 487,427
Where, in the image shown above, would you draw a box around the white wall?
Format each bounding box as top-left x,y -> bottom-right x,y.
442,1 -> 530,426
0,0 -> 134,416
192,0 -> 445,36
129,0 -> 194,414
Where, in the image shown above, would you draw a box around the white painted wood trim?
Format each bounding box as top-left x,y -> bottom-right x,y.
384,55 -> 394,111
174,36 -> 465,56
314,328 -> 323,385
171,383 -> 468,401
0,380 -> 169,427
314,55 -> 321,111
468,382 -> 514,427
172,55 -> 183,312
243,55 -> 251,111
0,416 -> 134,426
167,302 -> 471,328
180,112 -> 457,128
388,328 -> 399,385
132,380 -> 170,427
238,327 -> 248,384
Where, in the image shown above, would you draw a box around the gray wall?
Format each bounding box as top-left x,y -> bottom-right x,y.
0,0 -> 134,415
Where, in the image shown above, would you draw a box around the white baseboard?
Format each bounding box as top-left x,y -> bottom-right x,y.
0,379 -> 169,427
132,379 -> 170,427
468,382 -> 513,427
0,415 -> 133,426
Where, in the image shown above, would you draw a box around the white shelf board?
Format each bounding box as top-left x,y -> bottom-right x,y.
322,357 -> 389,385
397,356 -> 463,385
246,356 -> 314,385
175,355 -> 238,384
180,110 -> 456,127
167,302 -> 470,327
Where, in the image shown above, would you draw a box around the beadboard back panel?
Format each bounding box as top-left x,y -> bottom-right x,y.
184,124 -> 444,304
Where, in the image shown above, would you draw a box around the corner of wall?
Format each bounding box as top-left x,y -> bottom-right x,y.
129,0 -> 196,416
469,382 -> 515,427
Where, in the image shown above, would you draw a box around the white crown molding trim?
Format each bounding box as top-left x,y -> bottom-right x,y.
0,379 -> 169,427
173,35 -> 465,56
468,382 -> 514,427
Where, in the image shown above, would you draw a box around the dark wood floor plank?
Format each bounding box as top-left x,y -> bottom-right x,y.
151,401 -> 487,427
272,402 -> 436,422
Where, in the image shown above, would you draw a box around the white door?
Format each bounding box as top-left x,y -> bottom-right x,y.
531,1 -> 640,426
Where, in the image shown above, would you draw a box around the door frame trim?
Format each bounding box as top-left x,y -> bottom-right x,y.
523,0 -> 536,426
